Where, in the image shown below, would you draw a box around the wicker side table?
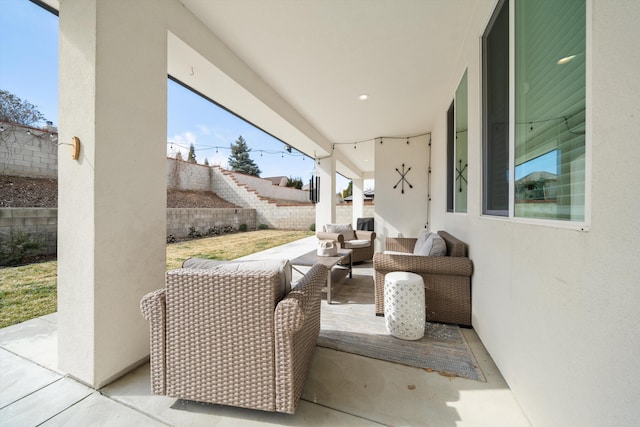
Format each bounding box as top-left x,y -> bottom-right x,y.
384,272 -> 425,340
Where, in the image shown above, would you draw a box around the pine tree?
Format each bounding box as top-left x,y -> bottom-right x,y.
203,157 -> 209,166
187,143 -> 197,163
342,181 -> 353,199
228,135 -> 261,176
175,151 -> 183,161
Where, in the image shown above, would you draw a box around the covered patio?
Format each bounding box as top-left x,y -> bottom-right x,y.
17,0 -> 640,426
1,237 -> 530,426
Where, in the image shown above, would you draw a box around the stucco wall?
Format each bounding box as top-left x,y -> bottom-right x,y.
373,1 -> 640,426
374,135 -> 430,252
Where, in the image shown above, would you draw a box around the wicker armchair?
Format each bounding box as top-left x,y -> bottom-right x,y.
316,224 -> 376,263
373,231 -> 473,326
140,263 -> 328,414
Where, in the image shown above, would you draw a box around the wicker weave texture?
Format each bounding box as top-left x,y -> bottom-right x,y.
316,230 -> 376,262
274,264 -> 326,413
373,231 -> 473,326
164,269 -> 279,410
141,263 -> 326,414
140,288 -> 167,395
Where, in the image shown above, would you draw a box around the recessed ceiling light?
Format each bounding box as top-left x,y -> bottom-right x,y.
359,94 -> 369,101
557,55 -> 577,65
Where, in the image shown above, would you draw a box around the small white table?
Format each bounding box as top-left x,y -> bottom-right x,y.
384,272 -> 425,340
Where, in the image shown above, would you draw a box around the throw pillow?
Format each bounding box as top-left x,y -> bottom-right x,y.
325,223 -> 356,241
413,233 -> 447,256
428,235 -> 447,256
413,232 -> 432,255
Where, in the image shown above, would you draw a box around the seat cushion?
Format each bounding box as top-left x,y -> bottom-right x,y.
324,223 -> 356,241
343,239 -> 371,249
182,258 -> 293,294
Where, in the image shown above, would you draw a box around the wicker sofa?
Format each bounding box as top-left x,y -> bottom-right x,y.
316,223 -> 376,263
373,231 -> 473,326
140,261 -> 328,414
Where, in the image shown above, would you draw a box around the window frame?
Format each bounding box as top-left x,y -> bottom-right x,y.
481,0 -> 591,231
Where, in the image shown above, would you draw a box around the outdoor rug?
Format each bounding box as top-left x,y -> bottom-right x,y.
317,322 -> 486,382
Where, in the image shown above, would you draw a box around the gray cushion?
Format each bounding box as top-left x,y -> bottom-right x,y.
413,232 -> 432,255
428,235 -> 447,256
182,258 -> 293,294
413,233 -> 447,257
325,223 -> 356,241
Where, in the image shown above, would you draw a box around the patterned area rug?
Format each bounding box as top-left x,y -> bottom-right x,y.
317,322 -> 486,382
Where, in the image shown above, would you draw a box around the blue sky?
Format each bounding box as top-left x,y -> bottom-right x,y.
0,0 -> 350,190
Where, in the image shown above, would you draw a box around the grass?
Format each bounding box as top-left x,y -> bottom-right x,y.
0,229 -> 313,329
165,229 -> 312,269
0,261 -> 58,329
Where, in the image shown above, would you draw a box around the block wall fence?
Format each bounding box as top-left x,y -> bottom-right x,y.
0,122 -> 58,179
1,145 -> 374,249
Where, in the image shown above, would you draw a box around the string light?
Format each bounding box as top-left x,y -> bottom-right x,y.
166,141 -> 311,162
0,122 -> 58,143
166,131 -> 432,165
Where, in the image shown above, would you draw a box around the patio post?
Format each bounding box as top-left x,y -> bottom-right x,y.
315,155 -> 336,229
57,0 -> 167,388
351,177 -> 364,225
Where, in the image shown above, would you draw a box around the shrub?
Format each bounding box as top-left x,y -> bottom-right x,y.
258,224 -> 268,230
239,223 -> 248,232
0,230 -> 44,266
206,227 -> 220,236
166,234 -> 176,243
188,226 -> 202,238
309,223 -> 316,232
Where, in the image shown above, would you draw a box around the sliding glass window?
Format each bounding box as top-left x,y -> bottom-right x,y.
514,0 -> 586,221
483,0 -> 586,222
482,0 -> 509,216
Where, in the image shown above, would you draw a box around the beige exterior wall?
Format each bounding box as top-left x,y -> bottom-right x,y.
373,1 -> 640,426
57,0 -> 168,388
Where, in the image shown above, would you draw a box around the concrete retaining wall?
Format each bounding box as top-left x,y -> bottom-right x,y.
1,150 -> 374,253
0,208 -> 57,254
167,208 -> 256,238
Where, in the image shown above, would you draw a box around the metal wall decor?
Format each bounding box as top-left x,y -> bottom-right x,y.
456,159 -> 467,192
393,163 -> 413,194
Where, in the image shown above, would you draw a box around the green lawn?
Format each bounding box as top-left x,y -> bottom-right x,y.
0,229 -> 312,329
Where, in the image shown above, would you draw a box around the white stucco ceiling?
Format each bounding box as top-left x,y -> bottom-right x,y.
177,0 -> 486,179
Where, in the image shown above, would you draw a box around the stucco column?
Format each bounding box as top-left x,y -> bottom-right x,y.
315,156 -> 336,230
351,177 -> 364,225
58,0 -> 167,387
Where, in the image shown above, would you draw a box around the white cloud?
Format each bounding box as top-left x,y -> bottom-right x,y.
167,131 -> 197,158
197,124 -> 211,135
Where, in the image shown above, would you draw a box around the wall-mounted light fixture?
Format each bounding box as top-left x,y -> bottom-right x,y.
71,136 -> 81,160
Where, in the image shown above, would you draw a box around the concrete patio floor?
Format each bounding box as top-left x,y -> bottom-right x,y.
0,236 -> 531,426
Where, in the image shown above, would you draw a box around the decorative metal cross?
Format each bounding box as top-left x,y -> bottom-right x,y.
393,163 -> 413,194
456,159 -> 468,192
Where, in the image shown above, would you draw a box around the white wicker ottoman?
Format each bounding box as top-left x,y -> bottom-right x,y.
384,271 -> 425,340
